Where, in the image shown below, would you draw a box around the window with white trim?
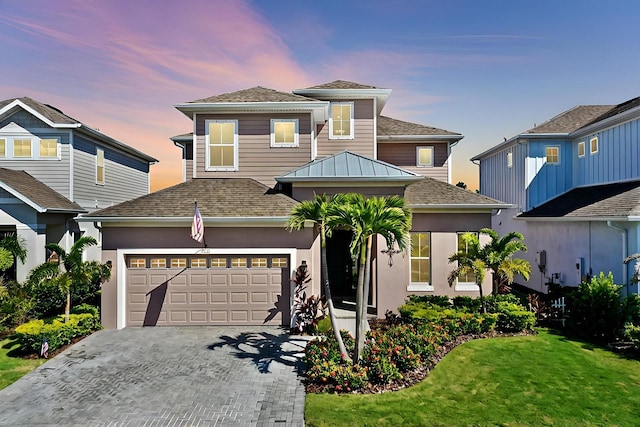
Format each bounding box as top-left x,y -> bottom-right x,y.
590,136 -> 598,154
329,102 -> 354,139
96,148 -> 105,185
408,232 -> 432,291
578,141 -> 585,158
13,138 -> 32,157
456,232 -> 478,289
270,119 -> 298,147
545,146 -> 560,164
206,120 -> 238,170
417,146 -> 434,167
39,138 -> 59,158
0,138 -> 5,158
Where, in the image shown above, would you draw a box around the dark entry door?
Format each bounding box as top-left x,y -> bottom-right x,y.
326,230 -> 357,303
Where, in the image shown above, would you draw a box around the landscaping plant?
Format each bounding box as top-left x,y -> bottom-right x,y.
291,262 -> 327,334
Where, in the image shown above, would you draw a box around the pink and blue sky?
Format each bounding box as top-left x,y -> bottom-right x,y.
1,0 -> 638,191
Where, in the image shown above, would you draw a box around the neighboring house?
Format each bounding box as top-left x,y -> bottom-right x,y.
82,80 -> 508,330
473,96 -> 640,296
0,97 -> 157,281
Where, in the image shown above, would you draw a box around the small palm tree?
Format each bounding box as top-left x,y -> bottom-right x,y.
329,194 -> 412,363
448,232 -> 489,312
287,194 -> 352,362
28,236 -> 100,322
0,232 -> 28,275
479,228 -> 531,294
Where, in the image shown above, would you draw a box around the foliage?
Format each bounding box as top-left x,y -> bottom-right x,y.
14,312 -> 101,355
407,294 -> 451,308
291,262 -> 327,334
624,323 -> 640,347
0,280 -> 32,332
71,303 -> 99,316
452,296 -> 482,313
527,293 -> 549,325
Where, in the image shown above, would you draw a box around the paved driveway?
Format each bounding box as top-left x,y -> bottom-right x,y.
0,326 -> 310,426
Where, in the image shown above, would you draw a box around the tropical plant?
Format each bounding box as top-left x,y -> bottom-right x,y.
286,193 -> 352,362
328,194 -> 411,363
27,236 -> 110,323
448,232 -> 488,312
291,262 -> 327,334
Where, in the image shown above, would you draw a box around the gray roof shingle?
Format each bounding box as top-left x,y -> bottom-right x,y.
0,168 -> 85,213
405,177 -> 509,207
0,97 -> 78,125
86,178 -> 299,218
189,87 -> 321,104
302,80 -> 383,90
378,115 -> 460,137
524,105 -> 614,134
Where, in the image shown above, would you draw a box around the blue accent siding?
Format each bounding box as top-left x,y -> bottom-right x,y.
526,139 -> 573,209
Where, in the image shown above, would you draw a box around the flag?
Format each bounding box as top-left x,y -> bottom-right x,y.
40,338 -> 49,358
190,202 -> 204,243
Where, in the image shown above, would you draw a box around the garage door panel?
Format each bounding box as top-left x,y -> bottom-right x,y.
253,310 -> 278,322
190,311 -> 207,322
129,292 -> 148,304
170,292 -> 187,304
230,274 -> 249,285
188,274 -> 208,286
190,292 -> 207,304
209,275 -> 228,286
230,292 -> 248,303
129,275 -> 148,286
251,292 -> 268,303
210,311 -> 228,322
230,311 -> 249,322
250,272 -> 269,285
210,292 -> 228,303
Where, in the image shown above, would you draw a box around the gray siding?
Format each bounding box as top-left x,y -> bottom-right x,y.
0,110 -> 50,129
377,142 -> 449,182
194,113 -> 313,187
316,99 -> 375,159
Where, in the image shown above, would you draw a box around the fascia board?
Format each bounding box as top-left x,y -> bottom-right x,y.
76,216 -> 292,227
175,102 -> 329,121
77,126 -> 158,163
408,203 -> 511,211
378,135 -> 463,142
515,216 -> 632,222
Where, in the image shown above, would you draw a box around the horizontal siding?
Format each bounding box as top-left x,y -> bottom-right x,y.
0,110 -> 50,129
316,99 -> 375,159
194,113 -> 312,186
377,142 -> 449,182
478,142 -> 525,209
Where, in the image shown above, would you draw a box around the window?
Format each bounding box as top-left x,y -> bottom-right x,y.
545,146 -> 560,164
96,148 -> 105,185
409,233 -> 432,291
578,141 -> 586,158
210,257 -> 227,267
13,139 -> 32,157
150,258 -> 166,268
231,257 -> 247,267
270,119 -> 299,147
507,151 -> 513,168
590,136 -> 598,154
456,232 -> 477,287
191,258 -> 207,268
271,257 -> 288,267
416,146 -> 434,167
0,138 -> 5,158
170,258 -> 187,268
251,257 -> 267,267
329,102 -> 353,139
206,120 -> 237,170
129,258 -> 146,268
39,138 -> 59,158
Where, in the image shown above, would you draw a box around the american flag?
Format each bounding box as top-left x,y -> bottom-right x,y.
40,338 -> 49,358
190,202 -> 204,243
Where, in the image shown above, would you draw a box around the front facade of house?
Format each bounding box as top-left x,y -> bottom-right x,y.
474,97 -> 640,295
0,97 -> 157,280
85,81 -> 508,330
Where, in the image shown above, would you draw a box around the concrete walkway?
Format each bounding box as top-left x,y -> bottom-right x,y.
0,326 -> 310,426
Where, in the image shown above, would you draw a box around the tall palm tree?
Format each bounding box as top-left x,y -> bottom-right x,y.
480,228 -> 530,294
329,194 -> 412,363
28,236 -> 99,322
286,194 -> 352,362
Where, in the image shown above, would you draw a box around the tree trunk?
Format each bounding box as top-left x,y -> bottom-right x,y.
354,237 -> 369,363
320,225 -> 352,363
65,290 -> 71,323
478,281 -> 486,314
358,237 -> 373,361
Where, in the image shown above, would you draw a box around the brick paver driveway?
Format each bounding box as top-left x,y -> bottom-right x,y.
0,326 -> 309,426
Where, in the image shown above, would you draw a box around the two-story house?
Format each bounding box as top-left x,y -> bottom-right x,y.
0,97 -> 157,281
83,81 -> 508,330
473,96 -> 640,296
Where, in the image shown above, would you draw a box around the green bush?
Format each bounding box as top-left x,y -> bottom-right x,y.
492,301 -> 535,331
0,280 -> 32,331
24,278 -> 66,319
624,323 -> 640,347
452,296 -> 482,313
14,312 -> 101,355
71,303 -> 99,316
407,294 -> 452,307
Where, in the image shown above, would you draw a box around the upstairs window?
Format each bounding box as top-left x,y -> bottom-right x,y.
39,138 -> 59,158
270,119 -> 299,147
329,102 -> 354,139
590,136 -> 598,154
578,141 -> 586,158
96,148 -> 105,185
13,139 -> 32,158
416,146 -> 434,167
0,139 -> 5,158
545,146 -> 560,164
206,120 -> 238,171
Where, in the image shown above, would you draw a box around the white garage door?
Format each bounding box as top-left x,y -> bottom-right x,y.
125,254 -> 290,326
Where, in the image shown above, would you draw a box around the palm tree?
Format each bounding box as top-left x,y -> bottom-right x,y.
28,236 -> 100,322
448,232 -> 489,312
479,228 -> 531,294
0,232 -> 28,275
286,194 -> 352,362
329,194 -> 412,363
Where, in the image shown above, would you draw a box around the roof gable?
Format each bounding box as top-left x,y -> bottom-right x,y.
0,97 -> 79,127
188,86 -> 320,104
301,80 -> 383,90
405,177 -> 508,208
524,105 -> 614,134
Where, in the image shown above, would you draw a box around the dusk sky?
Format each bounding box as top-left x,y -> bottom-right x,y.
1,0 -> 638,191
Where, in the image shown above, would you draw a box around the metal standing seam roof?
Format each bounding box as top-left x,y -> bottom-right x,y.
276,151 -> 423,182
0,168 -> 85,213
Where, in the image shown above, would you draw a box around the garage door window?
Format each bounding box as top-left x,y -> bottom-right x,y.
150,258 -> 166,268
231,257 -> 247,267
210,257 -> 226,267
191,258 -> 207,268
271,257 -> 288,267
171,258 -> 186,268
252,257 -> 267,267
129,258 -> 146,268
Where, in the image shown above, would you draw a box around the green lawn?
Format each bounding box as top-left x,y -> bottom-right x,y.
305,329 -> 640,427
0,338 -> 46,390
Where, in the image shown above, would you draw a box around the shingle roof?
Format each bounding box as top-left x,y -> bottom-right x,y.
524,105 -> 614,134
86,178 -> 298,218
189,87 -> 320,103
0,97 -> 78,125
276,151 -> 422,182
405,177 -> 509,207
518,180 -> 640,219
377,115 -> 460,137
581,96 -> 640,128
0,168 -> 84,213
302,80 -> 383,90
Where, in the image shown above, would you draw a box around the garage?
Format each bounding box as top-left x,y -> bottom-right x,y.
124,253 -> 290,327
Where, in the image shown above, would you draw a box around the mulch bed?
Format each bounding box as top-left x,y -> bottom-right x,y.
15,336 -> 87,360
304,328 -> 537,395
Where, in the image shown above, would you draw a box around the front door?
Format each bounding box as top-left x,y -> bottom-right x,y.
326,230 -> 357,304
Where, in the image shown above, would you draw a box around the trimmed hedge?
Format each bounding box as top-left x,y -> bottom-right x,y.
14,312 -> 101,355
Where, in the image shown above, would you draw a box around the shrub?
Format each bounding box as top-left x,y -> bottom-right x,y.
452,296 -> 482,313
304,333 -> 367,392
624,323 -> 640,347
14,312 -> 101,355
407,294 -> 451,307
71,303 -> 99,316
491,301 -> 535,332
0,280 -> 32,331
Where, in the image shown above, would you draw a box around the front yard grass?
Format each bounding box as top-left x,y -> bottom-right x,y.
305,329 -> 640,427
0,337 -> 45,390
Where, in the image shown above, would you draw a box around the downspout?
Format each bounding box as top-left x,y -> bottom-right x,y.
607,221 -> 628,289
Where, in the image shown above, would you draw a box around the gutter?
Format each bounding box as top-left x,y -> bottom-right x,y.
607,221 -> 628,287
